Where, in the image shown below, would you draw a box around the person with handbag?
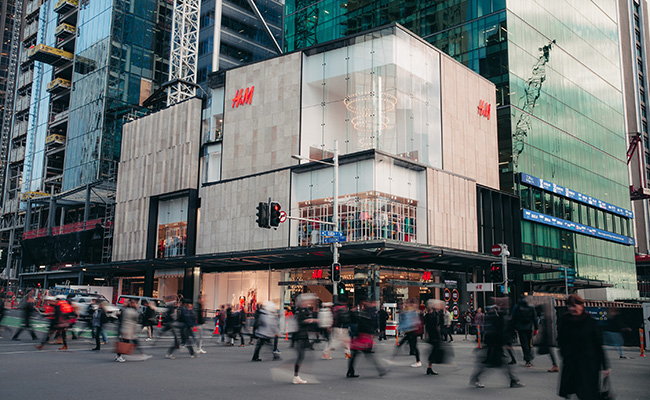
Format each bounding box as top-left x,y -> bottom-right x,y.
423,299 -> 445,376
392,298 -> 422,368
292,293 -> 319,384
346,299 -> 387,378
558,294 -> 610,399
115,299 -> 148,362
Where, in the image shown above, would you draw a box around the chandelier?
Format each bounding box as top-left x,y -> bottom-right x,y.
344,90 -> 397,132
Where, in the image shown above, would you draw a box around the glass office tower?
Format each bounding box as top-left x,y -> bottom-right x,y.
285,0 -> 638,299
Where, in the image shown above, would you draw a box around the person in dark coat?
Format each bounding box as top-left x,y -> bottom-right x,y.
378,307 -> 388,340
558,294 -> 610,399
469,298 -> 524,389
12,295 -> 38,340
90,299 -> 109,350
511,296 -> 538,367
141,300 -> 155,341
293,294 -> 318,384
346,300 -> 387,378
423,299 -> 444,376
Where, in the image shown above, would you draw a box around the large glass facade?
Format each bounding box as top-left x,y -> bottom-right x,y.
301,27 -> 442,167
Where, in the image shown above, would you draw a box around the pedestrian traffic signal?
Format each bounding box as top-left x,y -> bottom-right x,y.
256,202 -> 269,228
270,201 -> 282,227
331,262 -> 341,283
489,263 -> 503,283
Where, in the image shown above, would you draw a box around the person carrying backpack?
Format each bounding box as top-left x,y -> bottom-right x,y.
511,296 -> 538,367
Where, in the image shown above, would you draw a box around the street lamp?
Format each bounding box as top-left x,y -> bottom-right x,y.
292,140 -> 340,303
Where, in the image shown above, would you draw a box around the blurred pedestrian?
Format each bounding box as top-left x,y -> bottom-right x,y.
116,299 -> 149,362
534,304 -> 559,372
474,308 -> 484,343
469,298 -> 524,389
322,302 -> 351,359
141,300 -> 155,341
317,302 -> 333,355
12,295 -> 38,341
195,294 -> 207,353
0,294 -> 7,338
442,306 -> 454,342
603,307 -> 631,359
378,306 -> 388,341
90,299 -> 109,351
251,301 -> 280,361
166,300 -> 197,359
346,300 -> 387,378
156,297 -> 179,345
36,296 -> 57,349
392,298 -> 422,368
292,293 -> 318,384
226,306 -> 245,346
218,305 -> 227,343
512,296 -> 538,367
558,294 -> 610,399
423,299 -> 444,376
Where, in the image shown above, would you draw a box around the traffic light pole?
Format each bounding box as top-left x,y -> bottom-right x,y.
501,244 -> 510,296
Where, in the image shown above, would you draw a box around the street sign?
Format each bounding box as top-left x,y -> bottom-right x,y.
467,282 -> 494,291
321,230 -> 343,237
491,244 -> 503,256
279,211 -> 287,223
323,236 -> 347,244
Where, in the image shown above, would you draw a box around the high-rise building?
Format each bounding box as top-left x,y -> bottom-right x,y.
1,0 -> 284,286
285,0 -> 639,299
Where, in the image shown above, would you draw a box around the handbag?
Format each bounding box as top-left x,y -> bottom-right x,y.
600,375 -> 615,400
115,341 -> 135,355
350,333 -> 374,351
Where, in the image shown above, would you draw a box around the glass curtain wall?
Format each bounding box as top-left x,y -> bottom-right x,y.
300,26 -> 442,167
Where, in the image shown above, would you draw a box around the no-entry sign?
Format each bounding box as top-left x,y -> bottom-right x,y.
491,244 -> 503,256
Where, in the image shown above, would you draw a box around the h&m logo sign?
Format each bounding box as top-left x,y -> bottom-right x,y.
232,86 -> 254,108
478,100 -> 491,119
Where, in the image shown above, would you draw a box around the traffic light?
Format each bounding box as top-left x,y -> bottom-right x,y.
331,262 -> 341,283
489,263 -> 503,283
269,201 -> 282,227
255,202 -> 269,228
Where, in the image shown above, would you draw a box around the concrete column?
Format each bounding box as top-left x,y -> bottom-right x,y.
144,269 -> 155,297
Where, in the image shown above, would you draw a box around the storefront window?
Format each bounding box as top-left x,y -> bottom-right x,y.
156,197 -> 188,258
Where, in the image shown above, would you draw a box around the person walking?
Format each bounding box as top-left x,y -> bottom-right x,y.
195,295 -> 207,353
251,301 -> 280,361
474,308 -> 484,343
558,294 -> 610,400
322,302 -> 351,359
346,300 -> 387,378
423,299 -> 444,376
166,300 -> 197,359
534,304 -> 559,372
469,298 -> 524,389
91,299 -> 109,351
292,293 -> 318,384
603,307 -> 631,359
443,307 -> 454,342
392,298 -> 422,368
141,300 -> 156,341
511,296 -> 538,367
12,295 -> 38,341
378,307 -> 388,341
116,299 -> 148,362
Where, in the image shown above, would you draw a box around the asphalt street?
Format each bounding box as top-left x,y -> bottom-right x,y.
0,311 -> 648,400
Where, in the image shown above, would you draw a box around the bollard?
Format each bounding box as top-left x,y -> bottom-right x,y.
640,328 -> 646,357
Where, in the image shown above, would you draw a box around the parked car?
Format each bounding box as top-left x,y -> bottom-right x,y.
69,293 -> 119,320
116,295 -> 168,317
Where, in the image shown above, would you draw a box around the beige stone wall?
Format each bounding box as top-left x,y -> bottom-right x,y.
197,169 -> 291,254
113,98 -> 202,261
221,53 -> 302,180
440,54 -> 499,190
427,168 -> 478,251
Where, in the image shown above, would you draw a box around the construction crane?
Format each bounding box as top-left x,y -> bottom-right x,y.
166,0 -> 201,106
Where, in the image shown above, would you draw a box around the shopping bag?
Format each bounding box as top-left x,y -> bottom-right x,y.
115,341 -> 135,355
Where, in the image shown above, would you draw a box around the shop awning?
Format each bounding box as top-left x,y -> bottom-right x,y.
154,268 -> 185,278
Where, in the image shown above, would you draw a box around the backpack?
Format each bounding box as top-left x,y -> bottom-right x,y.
517,304 -> 533,325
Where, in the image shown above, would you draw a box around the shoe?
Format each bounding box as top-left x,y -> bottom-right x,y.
508,360 -> 517,365
524,363 -> 533,367
190,354 -> 197,358
116,356 -> 126,363
239,344 -> 245,347
321,353 -> 332,360
426,367 -> 438,375
548,365 -> 559,372
411,361 -> 422,368
197,349 -> 207,354
145,338 -> 153,342
345,353 -> 352,359
510,380 -> 525,388
620,355 -> 629,359
91,347 -> 100,351
35,344 -> 44,350
165,353 -> 175,359
469,380 -> 485,388
59,345 -> 68,350
292,376 -> 307,384
143,355 -> 152,360
252,357 -> 262,362
11,337 -> 20,341
101,342 -> 107,345
273,349 -> 281,354
346,373 -> 360,378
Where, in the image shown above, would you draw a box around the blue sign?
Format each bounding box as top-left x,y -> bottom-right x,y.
523,209 -> 635,246
321,230 -> 344,237
323,236 -> 347,244
520,173 -> 633,219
